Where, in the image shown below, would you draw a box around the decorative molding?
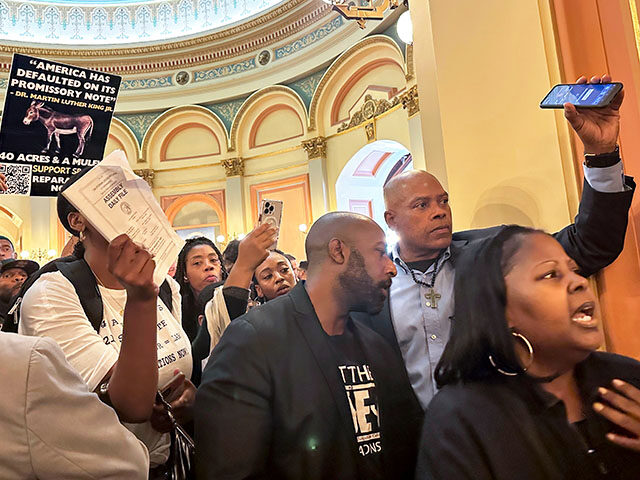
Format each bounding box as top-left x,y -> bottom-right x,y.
204,97 -> 247,133
193,58 -> 257,83
400,85 -> 419,116
249,104 -> 304,149
287,68 -> 327,110
229,85 -> 307,152
222,157 -> 244,177
133,168 -> 155,188
330,58 -> 403,125
405,43 -> 415,81
140,104 -> 228,162
337,94 -> 400,132
308,35 -> 404,131
274,15 -> 344,60
302,136 -> 327,160
0,0 -> 287,46
122,76 -> 173,91
0,1 -> 330,75
365,121 -> 376,143
117,111 -> 164,145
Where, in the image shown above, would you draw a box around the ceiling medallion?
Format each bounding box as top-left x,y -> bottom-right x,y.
175,71 -> 190,85
321,0 -> 406,29
257,50 -> 272,66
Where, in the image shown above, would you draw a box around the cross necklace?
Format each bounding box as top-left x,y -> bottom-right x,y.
408,251 -> 444,309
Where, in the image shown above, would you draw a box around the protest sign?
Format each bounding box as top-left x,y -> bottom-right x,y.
0,53 -> 121,196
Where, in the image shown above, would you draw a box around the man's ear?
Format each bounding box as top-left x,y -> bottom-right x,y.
67,212 -> 86,234
327,238 -> 347,265
384,210 -> 396,230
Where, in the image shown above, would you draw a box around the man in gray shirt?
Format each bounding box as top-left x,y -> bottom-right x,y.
356,75 -> 635,409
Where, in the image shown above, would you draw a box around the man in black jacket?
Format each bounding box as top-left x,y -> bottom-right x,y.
355,75 -> 636,410
195,212 -> 423,480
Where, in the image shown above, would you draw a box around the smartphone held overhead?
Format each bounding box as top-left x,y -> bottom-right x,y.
540,82 -> 623,109
259,199 -> 283,250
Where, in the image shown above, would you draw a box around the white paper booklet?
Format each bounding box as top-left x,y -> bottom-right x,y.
62,150 -> 185,286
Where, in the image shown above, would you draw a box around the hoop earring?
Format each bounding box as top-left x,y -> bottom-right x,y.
488,331 -> 534,377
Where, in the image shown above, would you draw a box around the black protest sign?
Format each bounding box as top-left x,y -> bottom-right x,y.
0,54 -> 121,196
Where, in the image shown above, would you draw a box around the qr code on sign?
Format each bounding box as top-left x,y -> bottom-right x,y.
0,163 -> 32,195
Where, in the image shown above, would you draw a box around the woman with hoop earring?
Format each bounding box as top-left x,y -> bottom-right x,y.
416,225 -> 640,480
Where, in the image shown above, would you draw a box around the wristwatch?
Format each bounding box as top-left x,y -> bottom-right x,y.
584,145 -> 620,168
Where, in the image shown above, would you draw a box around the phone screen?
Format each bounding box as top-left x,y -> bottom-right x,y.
541,83 -> 620,108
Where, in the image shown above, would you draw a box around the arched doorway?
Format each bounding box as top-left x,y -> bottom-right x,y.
335,140 -> 412,232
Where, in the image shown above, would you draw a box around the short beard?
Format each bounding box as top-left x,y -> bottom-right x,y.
338,248 -> 387,315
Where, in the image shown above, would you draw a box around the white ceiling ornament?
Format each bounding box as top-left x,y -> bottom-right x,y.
0,0 -> 286,45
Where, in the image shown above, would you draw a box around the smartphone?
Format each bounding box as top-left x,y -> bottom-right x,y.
540,82 -> 623,108
258,199 -> 283,250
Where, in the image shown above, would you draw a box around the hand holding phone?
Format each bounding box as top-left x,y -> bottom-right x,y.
258,199 -> 283,250
543,75 -> 623,155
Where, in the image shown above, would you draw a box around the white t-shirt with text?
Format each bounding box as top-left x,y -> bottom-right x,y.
19,271 -> 192,467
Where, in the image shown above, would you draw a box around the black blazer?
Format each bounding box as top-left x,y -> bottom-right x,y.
195,282 -> 423,480
355,178 -> 635,394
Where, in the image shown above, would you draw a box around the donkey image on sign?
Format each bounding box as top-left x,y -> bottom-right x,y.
22,101 -> 93,157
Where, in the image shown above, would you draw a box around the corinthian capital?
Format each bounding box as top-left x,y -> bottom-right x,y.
302,136 -> 327,160
222,157 -> 244,177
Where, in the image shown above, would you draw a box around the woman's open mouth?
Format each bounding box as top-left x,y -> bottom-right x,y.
571,301 -> 598,329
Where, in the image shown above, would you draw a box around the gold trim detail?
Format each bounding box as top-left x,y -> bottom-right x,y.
400,85 -> 419,116
301,136 -> 327,160
308,35 -> 404,131
244,162 -> 308,178
405,43 -> 415,81
365,121 -> 376,143
133,168 -> 155,188
337,94 -> 400,132
222,157 -> 245,177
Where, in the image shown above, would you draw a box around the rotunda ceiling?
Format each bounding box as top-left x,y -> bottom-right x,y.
0,0 -> 287,46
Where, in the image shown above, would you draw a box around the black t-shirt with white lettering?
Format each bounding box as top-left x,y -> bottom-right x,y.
326,321 -> 384,480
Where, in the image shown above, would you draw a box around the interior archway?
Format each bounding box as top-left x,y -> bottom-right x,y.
335,139 -> 412,234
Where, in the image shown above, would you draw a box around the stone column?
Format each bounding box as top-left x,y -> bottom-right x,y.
222,157 -> 247,237
409,1 -> 449,189
302,137 -> 329,220
400,85 -> 427,171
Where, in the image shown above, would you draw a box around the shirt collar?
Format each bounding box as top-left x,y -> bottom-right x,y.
390,243 -> 451,274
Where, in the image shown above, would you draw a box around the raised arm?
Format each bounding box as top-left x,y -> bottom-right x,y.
554,75 -> 634,276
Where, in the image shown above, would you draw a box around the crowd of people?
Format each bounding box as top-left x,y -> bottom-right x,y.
0,74 -> 639,479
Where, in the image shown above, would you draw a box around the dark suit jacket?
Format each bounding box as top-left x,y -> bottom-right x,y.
354,178 -> 635,407
195,282 -> 423,480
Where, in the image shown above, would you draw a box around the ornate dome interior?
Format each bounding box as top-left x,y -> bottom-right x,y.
0,0 -> 287,45
1,1 -> 639,354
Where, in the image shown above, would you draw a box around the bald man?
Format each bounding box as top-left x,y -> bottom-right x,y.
195,212 -> 423,480
355,75 -> 636,410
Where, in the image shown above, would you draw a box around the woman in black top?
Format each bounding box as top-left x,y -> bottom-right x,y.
175,237 -> 227,342
417,225 -> 640,480
190,224 -> 277,385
